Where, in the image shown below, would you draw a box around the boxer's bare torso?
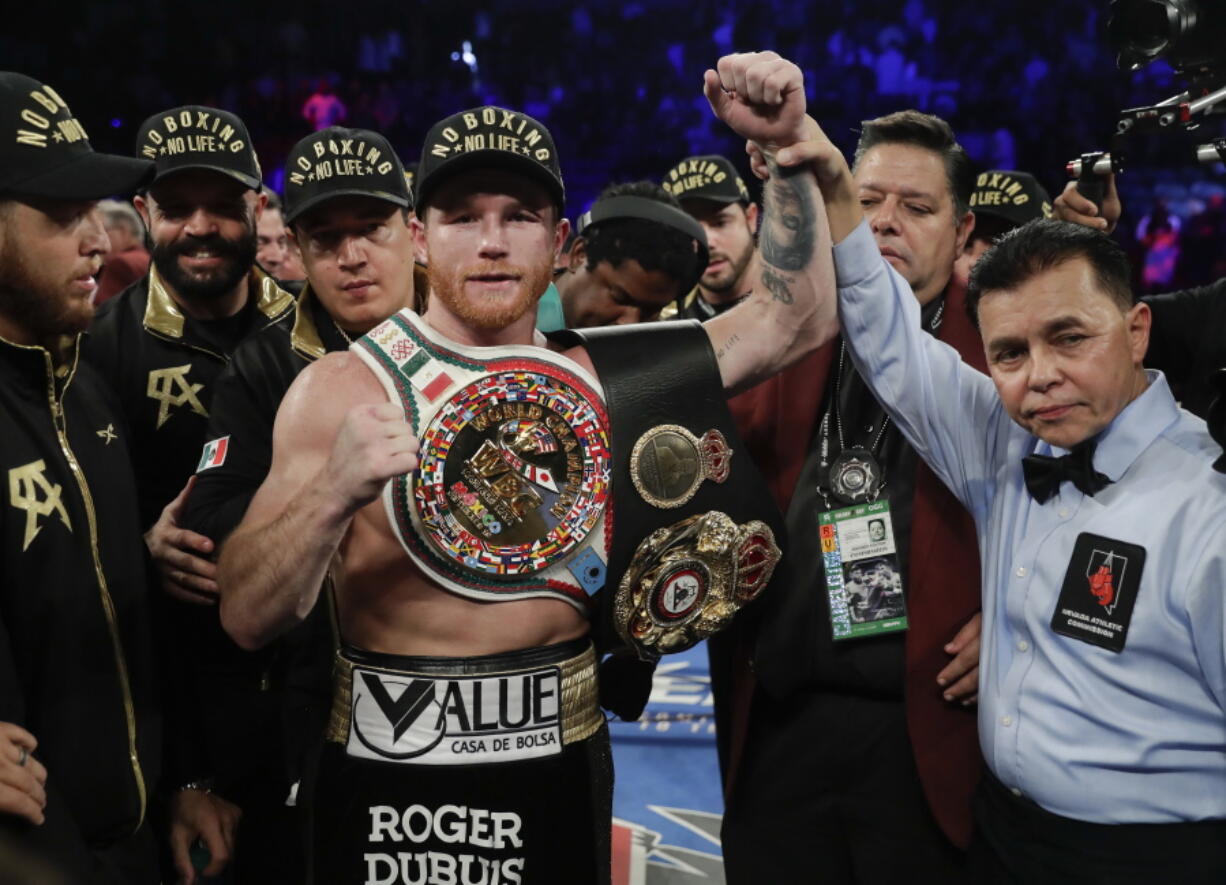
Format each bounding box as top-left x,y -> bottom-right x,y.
240,329 -> 598,656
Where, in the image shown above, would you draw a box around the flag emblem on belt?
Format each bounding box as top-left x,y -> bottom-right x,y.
400,349 -> 455,402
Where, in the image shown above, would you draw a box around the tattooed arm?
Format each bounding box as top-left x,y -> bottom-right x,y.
700,53 -> 840,395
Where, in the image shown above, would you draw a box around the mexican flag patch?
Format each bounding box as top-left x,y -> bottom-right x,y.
197,436 -> 230,472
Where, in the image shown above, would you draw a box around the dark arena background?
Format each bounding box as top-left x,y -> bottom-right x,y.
6,3 -> 1226,882
7,0 -> 1226,294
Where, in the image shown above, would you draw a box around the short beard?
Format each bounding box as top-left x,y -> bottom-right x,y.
0,236 -> 92,342
702,237 -> 755,295
427,257 -> 553,331
151,225 -> 257,301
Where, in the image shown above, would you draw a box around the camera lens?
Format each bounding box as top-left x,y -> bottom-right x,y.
1109,0 -> 1222,71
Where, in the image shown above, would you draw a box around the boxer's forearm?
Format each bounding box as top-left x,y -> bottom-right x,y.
218,479 -> 351,650
818,167 -> 862,246
711,158 -> 837,395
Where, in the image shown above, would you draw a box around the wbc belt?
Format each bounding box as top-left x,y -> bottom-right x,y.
325,639 -> 602,765
353,310 -> 612,611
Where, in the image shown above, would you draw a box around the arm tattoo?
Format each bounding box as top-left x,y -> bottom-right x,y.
716,332 -> 741,361
759,160 -> 816,274
760,268 -> 795,304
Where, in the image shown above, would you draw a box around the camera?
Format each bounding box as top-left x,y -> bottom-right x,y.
1109,0 -> 1226,75
1070,1 -> 1226,201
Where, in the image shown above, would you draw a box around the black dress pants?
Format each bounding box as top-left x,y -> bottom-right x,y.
722,688 -> 965,884
968,771 -> 1226,884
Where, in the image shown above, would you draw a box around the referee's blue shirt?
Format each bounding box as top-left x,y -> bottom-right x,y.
834,219 -> 1226,823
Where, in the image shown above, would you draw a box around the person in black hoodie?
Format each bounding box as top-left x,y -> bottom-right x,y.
0,71 -> 160,883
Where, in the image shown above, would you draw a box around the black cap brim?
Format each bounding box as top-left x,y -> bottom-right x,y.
971,206 -> 1034,229
678,193 -> 744,207
150,163 -> 261,191
285,188 -> 412,224
417,151 -> 564,212
6,151 -> 153,201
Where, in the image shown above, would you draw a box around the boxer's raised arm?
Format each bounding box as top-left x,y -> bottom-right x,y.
700,52 -> 839,394
218,353 -> 418,650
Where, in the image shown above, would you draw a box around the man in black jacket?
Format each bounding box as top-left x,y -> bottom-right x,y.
81,104 -> 295,883
186,124 -> 416,544
180,126 -> 416,883
0,71 -> 160,883
84,104 -> 294,535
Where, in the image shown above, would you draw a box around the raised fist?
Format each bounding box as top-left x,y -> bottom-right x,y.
704,51 -> 808,150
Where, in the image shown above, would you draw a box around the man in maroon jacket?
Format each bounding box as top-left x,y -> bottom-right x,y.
720,111 -> 993,883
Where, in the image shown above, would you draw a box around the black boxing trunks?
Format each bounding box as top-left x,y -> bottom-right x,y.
306,638 -> 611,885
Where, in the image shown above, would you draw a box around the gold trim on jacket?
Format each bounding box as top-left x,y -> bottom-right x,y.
143,266 -> 294,339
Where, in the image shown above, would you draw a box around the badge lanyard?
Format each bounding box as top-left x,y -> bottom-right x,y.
817,301 -> 944,509
816,299 -> 943,640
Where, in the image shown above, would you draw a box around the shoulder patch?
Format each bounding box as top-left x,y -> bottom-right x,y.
197,436 -> 230,472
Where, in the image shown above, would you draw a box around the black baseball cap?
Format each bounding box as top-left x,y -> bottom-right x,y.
0,72 -> 153,200
415,106 -> 564,212
969,170 -> 1052,229
662,155 -> 750,205
282,126 -> 412,224
135,105 -> 261,190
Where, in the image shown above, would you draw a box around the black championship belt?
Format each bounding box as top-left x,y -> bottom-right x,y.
552,320 -> 785,661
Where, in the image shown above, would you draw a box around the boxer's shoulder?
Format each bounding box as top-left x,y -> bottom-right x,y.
289,350 -> 384,400
275,351 -> 386,440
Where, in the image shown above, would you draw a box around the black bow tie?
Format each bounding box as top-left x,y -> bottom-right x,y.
1022,440 -> 1112,504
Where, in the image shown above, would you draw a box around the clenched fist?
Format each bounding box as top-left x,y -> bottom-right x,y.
704,51 -> 809,151
322,401 -> 420,514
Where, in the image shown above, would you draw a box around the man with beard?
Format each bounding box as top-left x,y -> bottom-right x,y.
85,105 -> 295,532
556,180 -> 707,328
0,71 -> 161,883
662,154 -> 761,320
218,52 -> 832,883
175,126 -> 416,883
82,105 -> 294,884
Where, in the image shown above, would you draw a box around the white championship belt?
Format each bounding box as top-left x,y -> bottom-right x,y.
352,310 -> 612,612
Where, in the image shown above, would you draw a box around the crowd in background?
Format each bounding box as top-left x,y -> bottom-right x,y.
9,0 -> 1226,252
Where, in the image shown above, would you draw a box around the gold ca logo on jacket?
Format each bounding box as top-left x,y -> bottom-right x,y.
147,365 -> 207,428
8,460 -> 71,551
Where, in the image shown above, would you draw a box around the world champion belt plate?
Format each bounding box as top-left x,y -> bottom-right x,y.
353,311 -> 612,610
